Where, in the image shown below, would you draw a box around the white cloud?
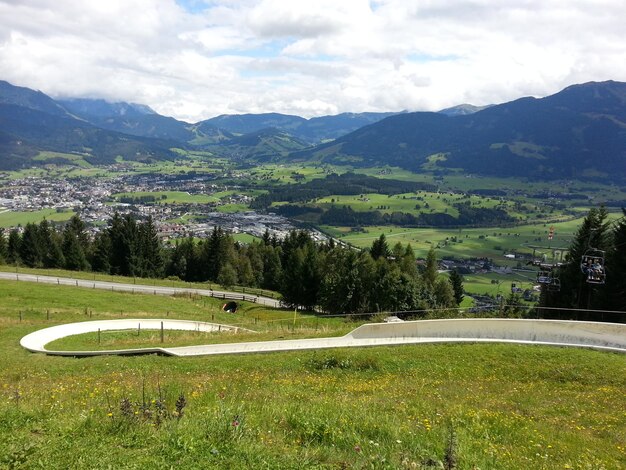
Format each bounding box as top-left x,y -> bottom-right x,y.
0,0 -> 625,121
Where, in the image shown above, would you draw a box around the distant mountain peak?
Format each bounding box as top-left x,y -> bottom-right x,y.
0,80 -> 71,118
438,103 -> 493,116
58,98 -> 156,119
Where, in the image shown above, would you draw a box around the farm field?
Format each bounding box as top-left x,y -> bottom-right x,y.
113,191 -> 219,204
231,232 -> 261,244
33,151 -> 94,168
326,214 -> 625,260
0,279 -> 624,469
312,191 -> 529,220
0,208 -> 75,228
460,272 -> 537,298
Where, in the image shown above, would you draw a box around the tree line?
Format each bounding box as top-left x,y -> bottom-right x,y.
0,214 -> 463,316
306,203 -> 514,227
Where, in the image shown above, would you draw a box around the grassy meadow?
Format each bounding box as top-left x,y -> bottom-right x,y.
0,208 -> 75,228
311,192 -> 513,218
328,216 -> 597,260
113,191 -> 218,204
0,277 -> 625,469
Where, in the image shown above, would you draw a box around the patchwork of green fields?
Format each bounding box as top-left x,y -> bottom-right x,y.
312,191 -> 524,219
329,213 -> 623,261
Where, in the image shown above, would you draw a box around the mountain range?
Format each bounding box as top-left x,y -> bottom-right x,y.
1,79 -> 625,181
295,81 -> 626,181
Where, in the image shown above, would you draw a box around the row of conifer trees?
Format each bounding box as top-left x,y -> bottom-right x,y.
3,207 -> 621,317
0,213 -> 463,315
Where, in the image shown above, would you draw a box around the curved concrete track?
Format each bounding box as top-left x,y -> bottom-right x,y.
0,272 -> 280,307
20,319 -> 244,356
21,319 -> 626,357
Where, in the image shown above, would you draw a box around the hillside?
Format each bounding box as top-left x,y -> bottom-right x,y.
0,80 -> 71,118
296,81 -> 626,181
212,127 -> 310,161
201,112 -> 306,135
0,103 -> 179,168
0,273 -> 624,469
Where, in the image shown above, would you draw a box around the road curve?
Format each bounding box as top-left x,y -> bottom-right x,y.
20,318 -> 626,357
0,272 -> 281,308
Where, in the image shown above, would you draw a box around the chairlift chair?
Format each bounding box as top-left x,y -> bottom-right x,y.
536,267 -> 561,292
581,249 -> 606,285
536,270 -> 552,285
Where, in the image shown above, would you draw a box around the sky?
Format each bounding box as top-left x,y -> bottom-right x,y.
1,0 -> 625,123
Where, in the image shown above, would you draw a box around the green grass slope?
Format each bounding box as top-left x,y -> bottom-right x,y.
0,279 -> 624,468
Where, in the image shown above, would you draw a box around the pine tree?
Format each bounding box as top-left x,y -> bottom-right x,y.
372,259 -> 420,315
262,245 -> 282,291
177,236 -> 200,282
201,227 -> 236,282
603,209 -> 626,311
424,247 -> 438,289
166,238 -> 191,280
299,243 -> 322,310
448,269 -> 464,306
138,216 -> 163,278
0,228 -> 7,263
39,219 -> 64,269
90,231 -> 112,273
7,229 -> 21,264
392,242 -> 404,260
65,215 -> 90,252
261,229 -> 272,246
19,223 -> 43,267
280,246 -> 305,308
108,213 -> 139,276
245,242 -> 265,287
399,244 -> 418,278
62,218 -> 89,271
370,233 -> 390,260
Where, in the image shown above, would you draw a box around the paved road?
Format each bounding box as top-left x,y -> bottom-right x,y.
0,272 -> 281,308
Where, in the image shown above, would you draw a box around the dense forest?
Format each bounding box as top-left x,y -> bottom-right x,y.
0,214 -> 460,316
309,203 -> 515,227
